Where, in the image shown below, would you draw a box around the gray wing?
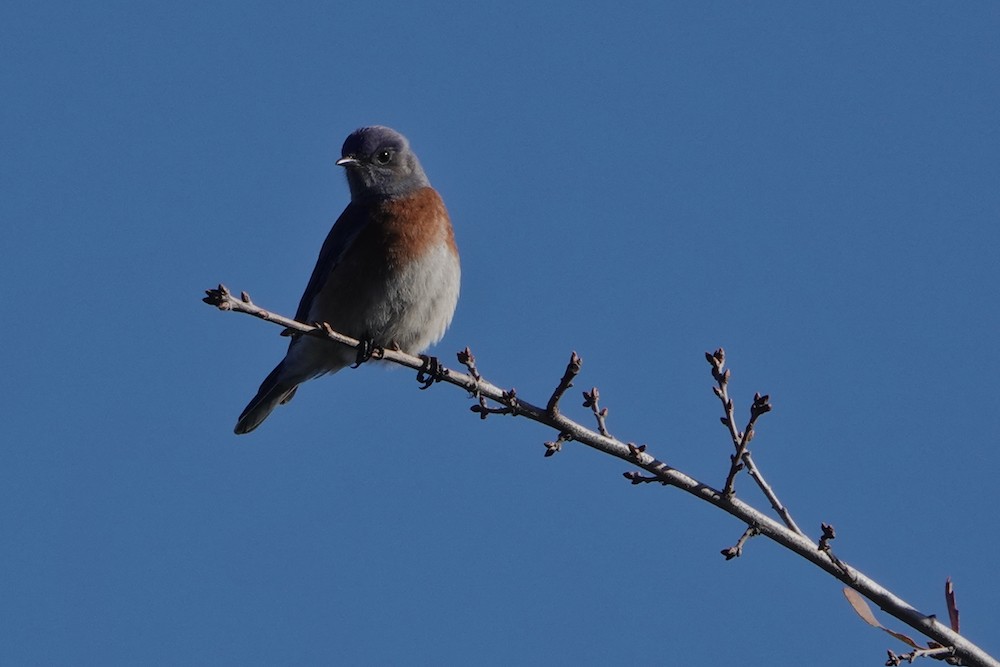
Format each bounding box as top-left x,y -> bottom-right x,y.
294,202 -> 367,322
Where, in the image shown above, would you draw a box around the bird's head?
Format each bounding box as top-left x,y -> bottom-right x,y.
337,126 -> 430,201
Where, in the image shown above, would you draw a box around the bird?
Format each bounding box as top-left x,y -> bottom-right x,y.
234,126 -> 460,434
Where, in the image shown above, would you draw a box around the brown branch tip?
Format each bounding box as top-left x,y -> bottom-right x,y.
546,352 -> 582,417
818,523 -> 836,551
202,284 -> 232,309
582,387 -> 612,438
543,431 -> 573,457
721,524 -> 760,561
622,471 -> 666,486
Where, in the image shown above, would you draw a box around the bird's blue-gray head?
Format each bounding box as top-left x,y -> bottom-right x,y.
337,126 -> 430,201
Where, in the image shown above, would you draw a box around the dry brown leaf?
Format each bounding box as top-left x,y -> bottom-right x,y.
843,588 -> 924,649
844,587 -> 881,627
945,577 -> 960,632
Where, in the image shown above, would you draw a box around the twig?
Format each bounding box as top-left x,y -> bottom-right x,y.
547,352 -> 582,417
543,431 -> 574,457
470,388 -> 520,418
818,522 -> 836,551
886,646 -> 958,666
582,387 -> 612,437
818,523 -> 851,576
203,285 -> 998,667
721,524 -> 760,560
457,347 -> 490,418
706,349 -> 802,535
623,471 -> 667,485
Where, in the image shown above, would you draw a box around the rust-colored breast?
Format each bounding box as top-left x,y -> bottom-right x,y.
372,187 -> 457,267
305,186 -> 458,330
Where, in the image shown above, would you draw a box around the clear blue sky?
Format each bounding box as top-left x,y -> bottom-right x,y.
2,2 -> 998,665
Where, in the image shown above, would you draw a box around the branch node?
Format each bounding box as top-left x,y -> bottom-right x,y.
622,471 -> 666,485
504,388 -> 520,416
751,392 -> 773,419
818,523 -> 852,575
202,284 -> 232,309
626,442 -> 647,460
818,522 -> 836,551
543,431 -> 574,457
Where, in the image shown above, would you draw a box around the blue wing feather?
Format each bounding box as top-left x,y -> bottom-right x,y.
294,203 -> 368,323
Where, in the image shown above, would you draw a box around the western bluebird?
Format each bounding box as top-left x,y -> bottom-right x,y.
234,126 -> 460,434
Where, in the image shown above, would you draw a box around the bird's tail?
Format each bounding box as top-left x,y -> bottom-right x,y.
234,361 -> 300,435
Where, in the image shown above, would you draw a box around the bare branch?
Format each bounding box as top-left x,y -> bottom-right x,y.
204,285 -> 998,667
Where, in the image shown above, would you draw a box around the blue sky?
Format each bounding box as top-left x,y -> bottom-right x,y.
2,2 -> 998,665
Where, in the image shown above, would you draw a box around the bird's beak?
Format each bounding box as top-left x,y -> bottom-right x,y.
336,156 -> 360,168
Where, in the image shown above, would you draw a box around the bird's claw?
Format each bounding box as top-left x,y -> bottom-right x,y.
416,355 -> 447,390
352,338 -> 379,368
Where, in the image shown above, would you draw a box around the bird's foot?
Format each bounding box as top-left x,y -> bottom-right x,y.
351,338 -> 381,368
416,355 -> 448,390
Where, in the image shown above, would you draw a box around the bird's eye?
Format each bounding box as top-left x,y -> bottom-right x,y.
375,150 -> 392,165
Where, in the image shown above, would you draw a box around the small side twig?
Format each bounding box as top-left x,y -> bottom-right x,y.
818,522 -> 836,551
818,523 -> 850,575
622,471 -> 667,485
543,431 -> 574,457
720,391 -> 772,497
886,645 -> 958,666
707,349 -> 801,535
721,524 -> 761,560
470,388 -> 520,418
626,442 -> 647,460
547,352 -> 582,417
582,387 -> 612,437
458,347 -> 519,419
457,347 -> 489,417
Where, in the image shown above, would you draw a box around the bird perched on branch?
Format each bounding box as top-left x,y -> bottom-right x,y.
234,126 -> 460,434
